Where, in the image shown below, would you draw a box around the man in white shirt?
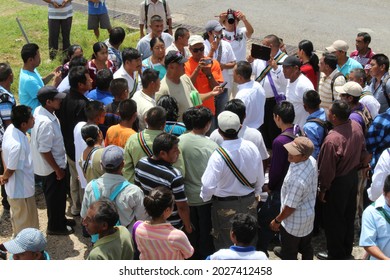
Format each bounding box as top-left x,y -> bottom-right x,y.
281,56 -> 314,129
165,27 -> 191,58
0,105 -> 38,236
132,69 -> 160,130
30,86 -> 74,235
139,0 -> 172,38
136,15 -> 173,60
113,48 -> 142,98
201,111 -> 264,250
234,61 -> 265,129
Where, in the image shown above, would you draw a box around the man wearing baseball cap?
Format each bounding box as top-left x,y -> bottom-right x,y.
30,86 -> 74,235
201,111 -> 264,250
0,228 -> 49,260
325,40 -> 362,78
269,137 -> 317,260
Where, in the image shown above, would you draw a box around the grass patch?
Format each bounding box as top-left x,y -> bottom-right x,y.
1,0 -> 139,97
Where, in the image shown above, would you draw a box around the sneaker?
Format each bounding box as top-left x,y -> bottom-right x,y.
273,246 -> 282,259
47,225 -> 74,236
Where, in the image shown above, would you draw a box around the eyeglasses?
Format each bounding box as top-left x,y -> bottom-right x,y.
191,46 -> 205,53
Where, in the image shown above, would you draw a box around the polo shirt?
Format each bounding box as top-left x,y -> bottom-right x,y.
236,80 -> 266,129
18,68 -> 44,112
30,106 -> 66,176
2,124 -> 34,199
184,57 -> 224,114
165,43 -> 191,58
136,33 -> 173,60
350,48 -> 375,67
135,156 -> 187,226
318,69 -> 346,110
131,90 -> 156,131
206,245 -> 268,260
86,88 -> 114,105
113,65 -> 142,97
337,57 -> 363,78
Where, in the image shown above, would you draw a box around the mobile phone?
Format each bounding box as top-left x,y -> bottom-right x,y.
220,81 -> 228,88
203,58 -> 212,65
251,43 -> 271,61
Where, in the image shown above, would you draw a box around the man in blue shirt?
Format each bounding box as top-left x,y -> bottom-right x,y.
86,68 -> 114,105
88,0 -> 112,39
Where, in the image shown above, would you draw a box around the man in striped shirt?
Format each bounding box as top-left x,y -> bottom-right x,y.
134,132 -> 192,234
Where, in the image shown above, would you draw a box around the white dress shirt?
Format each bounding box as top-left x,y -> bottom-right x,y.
132,90 -> 156,131
369,148 -> 390,201
113,65 -> 142,96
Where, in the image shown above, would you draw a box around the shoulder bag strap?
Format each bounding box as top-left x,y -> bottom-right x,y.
144,0 -> 149,26
91,179 -> 101,200
375,206 -> 390,224
109,181 -> 131,201
129,72 -> 139,99
255,52 -> 286,83
216,147 -> 254,188
83,146 -> 100,174
137,131 -> 153,157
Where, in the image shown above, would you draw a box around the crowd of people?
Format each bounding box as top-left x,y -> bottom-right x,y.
0,1 -> 389,261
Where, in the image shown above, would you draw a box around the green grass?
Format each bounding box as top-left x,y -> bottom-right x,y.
0,0 -> 139,97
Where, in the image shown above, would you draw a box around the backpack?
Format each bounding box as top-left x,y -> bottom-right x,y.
330,72 -> 346,101
306,118 -> 333,142
281,124 -> 303,139
354,105 -> 373,135
144,0 -> 168,26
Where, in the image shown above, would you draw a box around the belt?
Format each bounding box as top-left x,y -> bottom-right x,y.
213,192 -> 254,201
266,97 -> 276,100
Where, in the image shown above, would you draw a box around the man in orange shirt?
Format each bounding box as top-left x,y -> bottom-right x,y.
185,35 -> 224,126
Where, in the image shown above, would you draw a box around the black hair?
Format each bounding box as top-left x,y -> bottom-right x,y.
85,100 -> 105,122
150,37 -> 165,50
145,106 -> 166,129
323,53 -> 338,70
143,186 -> 174,219
141,68 -> 160,88
150,15 -> 163,25
235,61 -> 252,80
330,100 -> 351,122
273,101 -> 295,124
218,128 -> 239,139
263,34 -> 280,48
303,90 -> 321,109
81,123 -> 100,147
157,95 -> 179,121
224,99 -> 246,124
69,56 -> 88,69
384,175 -> 390,194
11,105 -> 32,129
91,42 -> 108,60
174,27 -> 189,41
357,32 -> 371,44
152,132 -> 179,156
118,99 -> 137,121
192,106 -> 212,130
63,44 -> 83,65
298,39 -> 319,73
372,53 -> 390,72
0,62 -> 12,82
21,43 -> 39,63
95,68 -> 113,91
122,48 -> 141,63
182,107 -> 198,130
69,66 -> 88,89
109,27 -> 126,45
231,213 -> 258,245
90,198 -> 119,228
109,78 -> 128,97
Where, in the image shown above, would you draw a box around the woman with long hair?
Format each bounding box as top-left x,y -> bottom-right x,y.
88,42 -> 116,89
298,40 -> 320,90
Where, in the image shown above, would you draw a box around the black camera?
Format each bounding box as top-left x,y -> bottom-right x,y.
226,9 -> 238,24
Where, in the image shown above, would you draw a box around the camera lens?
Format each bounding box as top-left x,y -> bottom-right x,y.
227,14 -> 235,24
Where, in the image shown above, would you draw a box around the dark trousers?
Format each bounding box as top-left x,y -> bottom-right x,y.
323,169 -> 358,259
187,204 -> 215,260
257,191 -> 280,255
260,97 -> 281,149
48,17 -> 72,59
42,171 -> 67,231
280,226 -> 313,260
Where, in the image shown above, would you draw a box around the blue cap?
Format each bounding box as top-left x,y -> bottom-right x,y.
3,228 -> 47,254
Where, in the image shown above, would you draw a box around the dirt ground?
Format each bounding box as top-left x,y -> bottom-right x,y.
0,187 -> 366,260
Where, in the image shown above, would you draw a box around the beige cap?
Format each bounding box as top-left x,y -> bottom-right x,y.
335,81 -> 363,97
283,136 -> 314,157
218,111 -> 241,134
188,35 -> 204,47
325,40 -> 349,52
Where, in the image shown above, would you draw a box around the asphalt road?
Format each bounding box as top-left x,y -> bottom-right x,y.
70,0 -> 390,54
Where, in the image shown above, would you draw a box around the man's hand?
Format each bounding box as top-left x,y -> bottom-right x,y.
235,11 -> 246,22
246,55 -> 254,63
268,57 -> 278,70
0,175 -> 8,185
318,190 -> 326,203
269,219 -> 280,232
55,168 -> 65,181
210,85 -> 223,96
183,224 -> 193,234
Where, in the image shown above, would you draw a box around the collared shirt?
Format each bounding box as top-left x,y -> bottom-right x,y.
286,74 -> 314,128
47,1 -> 73,19
206,245 -> 268,260
350,48 -> 375,67
86,88 -> 114,105
370,72 -> 390,114
81,173 -> 147,227
113,65 -> 142,97
318,120 -> 366,190
281,157 -> 317,237
30,106 -> 66,176
210,126 -> 269,161
165,43 -> 191,58
360,85 -> 380,119
366,108 -> 390,168
337,57 -> 363,78
369,148 -> 390,201
0,85 -> 16,123
18,68 -> 44,112
236,80 -> 266,128
303,108 -> 327,159
57,75 -> 70,92
319,69 -> 346,110
2,124 -> 34,199
251,50 -> 288,98
200,138 -> 264,201
131,90 -> 156,131
359,195 -> 390,260
104,39 -> 122,69
136,33 -> 173,60
139,0 -> 172,32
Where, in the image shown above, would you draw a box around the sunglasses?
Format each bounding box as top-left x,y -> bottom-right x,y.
191,46 -> 205,53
